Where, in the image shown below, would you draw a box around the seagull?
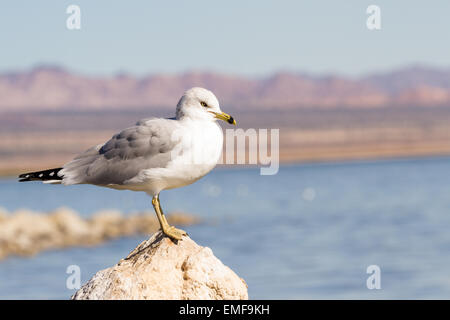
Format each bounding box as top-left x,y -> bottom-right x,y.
18,87 -> 236,241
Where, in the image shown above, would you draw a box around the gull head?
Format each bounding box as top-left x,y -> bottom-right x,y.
176,87 -> 236,125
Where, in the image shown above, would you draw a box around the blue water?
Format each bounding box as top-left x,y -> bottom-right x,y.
1,157 -> 450,299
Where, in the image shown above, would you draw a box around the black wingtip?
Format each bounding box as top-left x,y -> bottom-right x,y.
18,172 -> 32,182
18,168 -> 63,182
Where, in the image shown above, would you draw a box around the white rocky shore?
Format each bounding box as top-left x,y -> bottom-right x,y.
0,207 -> 198,260
72,231 -> 248,300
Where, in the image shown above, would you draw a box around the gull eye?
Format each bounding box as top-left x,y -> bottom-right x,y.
200,101 -> 208,107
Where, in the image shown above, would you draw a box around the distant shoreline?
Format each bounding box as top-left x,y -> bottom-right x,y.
3,147 -> 450,179
3,106 -> 450,178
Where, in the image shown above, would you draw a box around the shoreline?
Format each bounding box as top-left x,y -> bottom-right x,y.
2,147 -> 450,178
0,207 -> 199,261
3,106 -> 450,177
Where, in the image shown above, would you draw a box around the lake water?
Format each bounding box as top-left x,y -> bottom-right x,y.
1,157 -> 450,299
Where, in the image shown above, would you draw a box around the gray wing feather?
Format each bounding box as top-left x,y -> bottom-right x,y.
60,118 -> 180,186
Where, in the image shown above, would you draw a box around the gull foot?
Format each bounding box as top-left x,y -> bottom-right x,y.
162,226 -> 187,241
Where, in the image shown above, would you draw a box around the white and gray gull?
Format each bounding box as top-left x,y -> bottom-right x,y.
19,87 -> 236,241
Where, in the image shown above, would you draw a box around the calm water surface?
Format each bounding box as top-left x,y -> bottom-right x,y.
1,157 -> 450,299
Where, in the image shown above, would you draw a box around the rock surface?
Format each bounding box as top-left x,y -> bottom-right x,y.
71,231 -> 248,300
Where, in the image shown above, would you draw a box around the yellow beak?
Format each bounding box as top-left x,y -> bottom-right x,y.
211,111 -> 237,125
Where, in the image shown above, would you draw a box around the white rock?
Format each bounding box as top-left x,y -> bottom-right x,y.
72,231 -> 248,300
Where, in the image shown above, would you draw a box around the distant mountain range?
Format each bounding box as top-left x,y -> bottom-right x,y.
1,65 -> 450,111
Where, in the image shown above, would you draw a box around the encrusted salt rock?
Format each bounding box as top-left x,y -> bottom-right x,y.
72,231 -> 248,300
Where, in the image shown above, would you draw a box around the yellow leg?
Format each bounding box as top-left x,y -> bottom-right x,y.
152,194 -> 187,241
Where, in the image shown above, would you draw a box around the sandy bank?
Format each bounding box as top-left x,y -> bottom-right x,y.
0,207 -> 199,261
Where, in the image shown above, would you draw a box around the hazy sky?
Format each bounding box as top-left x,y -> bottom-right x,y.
1,1 -> 449,76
